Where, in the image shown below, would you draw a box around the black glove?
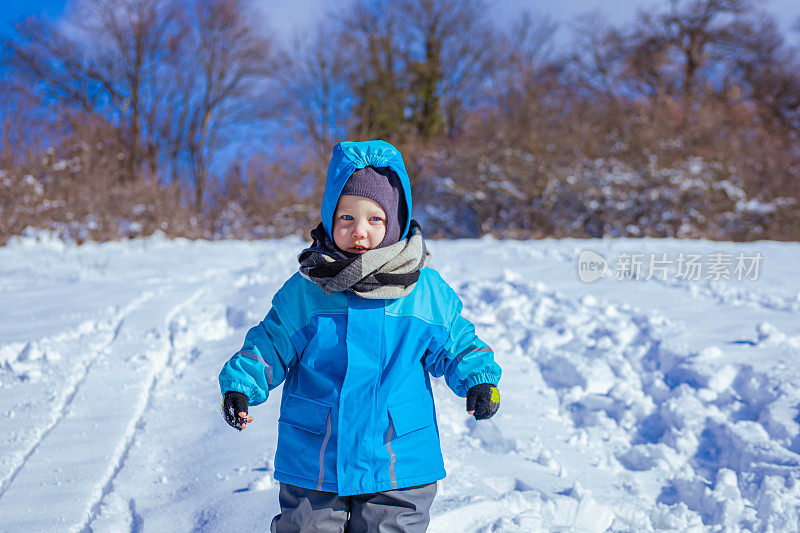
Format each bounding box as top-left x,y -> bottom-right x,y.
222,391 -> 251,430
466,383 -> 500,420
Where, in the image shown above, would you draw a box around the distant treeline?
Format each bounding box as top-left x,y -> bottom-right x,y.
1,0 -> 799,244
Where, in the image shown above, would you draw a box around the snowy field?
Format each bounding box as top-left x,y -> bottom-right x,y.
1,233 -> 799,532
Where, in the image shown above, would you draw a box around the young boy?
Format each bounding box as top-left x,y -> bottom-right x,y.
219,140 -> 501,532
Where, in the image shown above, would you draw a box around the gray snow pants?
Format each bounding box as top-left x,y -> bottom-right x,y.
269,481 -> 437,533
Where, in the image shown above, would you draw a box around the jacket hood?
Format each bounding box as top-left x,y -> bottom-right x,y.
321,140 -> 413,242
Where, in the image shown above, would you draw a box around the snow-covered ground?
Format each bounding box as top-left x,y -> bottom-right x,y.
1,233 -> 799,532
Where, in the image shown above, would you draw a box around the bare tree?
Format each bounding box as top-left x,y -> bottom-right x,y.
2,0 -> 190,183
0,83 -> 43,169
647,0 -> 758,105
1,16 -> 125,162
567,12 -> 627,101
3,0 -> 275,207
726,13 -> 800,132
393,0 -> 499,137
184,0 -> 275,209
71,0 -> 178,180
509,10 -> 560,79
489,10 -> 564,153
335,0 -> 409,141
274,22 -> 351,153
625,13 -> 679,105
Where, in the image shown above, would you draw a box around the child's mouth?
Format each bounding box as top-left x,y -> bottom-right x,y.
350,245 -> 367,253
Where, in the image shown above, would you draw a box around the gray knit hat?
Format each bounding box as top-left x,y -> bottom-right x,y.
340,166 -> 406,248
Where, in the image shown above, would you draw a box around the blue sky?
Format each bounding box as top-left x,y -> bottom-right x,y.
2,0 -> 799,41
0,0 -> 67,34
254,0 -> 800,44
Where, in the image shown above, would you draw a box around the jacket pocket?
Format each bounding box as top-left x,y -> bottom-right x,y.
388,394 -> 433,437
280,393 -> 331,434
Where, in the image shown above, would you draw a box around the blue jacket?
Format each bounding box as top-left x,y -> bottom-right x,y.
219,140 -> 501,496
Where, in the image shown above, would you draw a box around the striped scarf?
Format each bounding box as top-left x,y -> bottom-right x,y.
298,220 -> 430,299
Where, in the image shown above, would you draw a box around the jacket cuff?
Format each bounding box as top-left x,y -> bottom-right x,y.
220,382 -> 259,404
465,371 -> 500,391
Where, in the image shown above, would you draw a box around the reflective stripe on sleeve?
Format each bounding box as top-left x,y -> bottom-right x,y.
453,344 -> 492,365
237,350 -> 274,386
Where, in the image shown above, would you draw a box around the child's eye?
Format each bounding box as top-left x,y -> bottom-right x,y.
370,216 -> 383,222
341,215 -> 354,221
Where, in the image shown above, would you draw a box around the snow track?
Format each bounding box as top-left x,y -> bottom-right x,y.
0,291 -> 155,499
0,286 -> 211,530
78,286 -> 210,533
1,235 -> 799,531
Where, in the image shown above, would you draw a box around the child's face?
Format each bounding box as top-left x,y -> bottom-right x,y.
332,195 -> 387,254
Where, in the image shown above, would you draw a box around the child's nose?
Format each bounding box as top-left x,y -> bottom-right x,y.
353,223 -> 367,239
